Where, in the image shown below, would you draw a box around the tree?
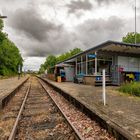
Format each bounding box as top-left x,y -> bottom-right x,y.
70,48 -> 82,56
39,48 -> 82,74
38,64 -> 46,74
0,19 -> 4,31
44,55 -> 57,69
122,32 -> 140,44
39,55 -> 57,74
0,19 -> 23,76
56,48 -> 82,62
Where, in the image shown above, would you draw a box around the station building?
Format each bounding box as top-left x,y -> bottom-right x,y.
52,40 -> 140,86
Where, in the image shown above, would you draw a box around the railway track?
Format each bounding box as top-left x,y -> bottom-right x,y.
0,77 -> 83,140
0,76 -> 116,140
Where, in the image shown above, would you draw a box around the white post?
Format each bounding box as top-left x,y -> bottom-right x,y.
102,69 -> 106,106
86,54 -> 88,75
95,51 -> 97,76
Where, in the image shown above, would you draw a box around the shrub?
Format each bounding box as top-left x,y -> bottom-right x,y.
119,82 -> 140,97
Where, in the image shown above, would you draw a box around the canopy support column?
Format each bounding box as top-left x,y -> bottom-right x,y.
81,56 -> 83,73
95,51 -> 97,76
86,54 -> 88,75
75,58 -> 77,75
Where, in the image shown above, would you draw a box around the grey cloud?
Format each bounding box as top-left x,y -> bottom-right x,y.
9,15 -> 127,57
75,16 -> 125,49
95,0 -> 126,6
66,0 -> 93,14
24,15 -> 140,57
96,0 -> 115,5
2,0 -> 137,59
8,7 -> 61,41
13,26 -> 80,57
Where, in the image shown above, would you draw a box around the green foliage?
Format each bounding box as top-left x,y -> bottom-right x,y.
0,19 -> 4,31
119,82 -> 140,97
122,32 -> 140,44
38,64 -> 45,74
56,48 -> 82,62
39,48 -> 82,74
0,19 -> 23,76
44,55 -> 57,69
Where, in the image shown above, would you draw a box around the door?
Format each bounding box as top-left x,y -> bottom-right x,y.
65,66 -> 74,81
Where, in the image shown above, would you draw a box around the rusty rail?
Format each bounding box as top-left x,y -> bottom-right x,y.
38,79 -> 84,140
8,78 -> 83,140
8,83 -> 31,140
38,77 -> 135,140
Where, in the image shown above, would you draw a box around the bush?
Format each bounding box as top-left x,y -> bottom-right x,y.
119,82 -> 140,97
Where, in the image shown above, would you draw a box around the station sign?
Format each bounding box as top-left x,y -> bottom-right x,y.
88,54 -> 96,58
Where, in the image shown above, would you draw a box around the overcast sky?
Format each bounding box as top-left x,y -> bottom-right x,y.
0,0 -> 140,71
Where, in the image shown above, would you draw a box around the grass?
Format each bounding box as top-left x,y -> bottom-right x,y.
119,82 -> 140,97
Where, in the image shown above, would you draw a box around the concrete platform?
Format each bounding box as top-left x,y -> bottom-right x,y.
0,76 -> 28,100
43,78 -> 140,140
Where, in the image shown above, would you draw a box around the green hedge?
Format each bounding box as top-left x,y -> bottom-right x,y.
119,82 -> 140,97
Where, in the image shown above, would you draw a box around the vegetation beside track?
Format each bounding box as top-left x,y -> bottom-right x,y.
119,82 -> 140,97
0,19 -> 23,76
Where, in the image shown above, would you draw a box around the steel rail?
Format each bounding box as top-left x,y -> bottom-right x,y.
39,77 -> 132,140
8,83 -> 31,140
38,79 -> 84,140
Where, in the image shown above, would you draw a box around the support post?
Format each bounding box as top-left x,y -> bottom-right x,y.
95,51 -> 97,76
86,54 -> 88,75
81,56 -> 83,73
102,69 -> 106,106
75,58 -> 77,75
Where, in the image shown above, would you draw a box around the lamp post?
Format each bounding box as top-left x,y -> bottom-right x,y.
0,16 -> 7,19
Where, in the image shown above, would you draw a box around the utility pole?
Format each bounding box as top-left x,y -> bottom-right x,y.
135,0 -> 137,44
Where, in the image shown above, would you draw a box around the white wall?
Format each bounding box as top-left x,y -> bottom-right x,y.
118,56 -> 140,72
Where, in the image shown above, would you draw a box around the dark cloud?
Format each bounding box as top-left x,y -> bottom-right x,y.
22,29 -> 80,57
95,0 -> 120,5
96,0 -> 114,5
10,22 -> 80,57
66,0 -> 93,14
95,0 -> 126,6
75,16 -> 125,48
2,0 -> 139,58
8,8 -> 61,41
